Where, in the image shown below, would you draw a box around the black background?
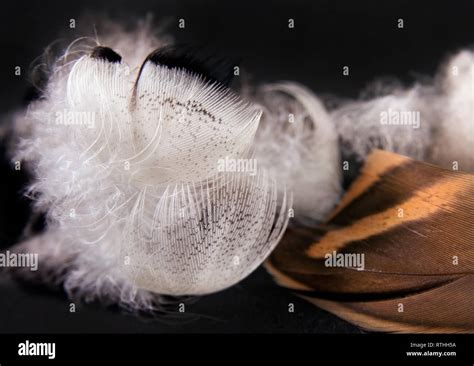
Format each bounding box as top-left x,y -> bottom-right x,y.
0,0 -> 472,333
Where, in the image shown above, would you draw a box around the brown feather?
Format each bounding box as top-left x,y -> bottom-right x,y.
266,149 -> 474,333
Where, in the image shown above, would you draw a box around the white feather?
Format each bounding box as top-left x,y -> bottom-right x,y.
11,31 -> 289,308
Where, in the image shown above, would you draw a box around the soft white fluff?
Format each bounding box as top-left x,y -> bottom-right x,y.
331,86 -> 437,162
330,50 -> 474,171
253,83 -> 341,221
430,50 -> 474,171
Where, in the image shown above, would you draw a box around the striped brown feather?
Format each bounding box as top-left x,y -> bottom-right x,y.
266,149 -> 474,333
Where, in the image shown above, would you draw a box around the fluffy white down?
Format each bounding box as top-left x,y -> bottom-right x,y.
253,83 -> 342,222
331,50 -> 474,171
430,51 -> 474,171
9,21 -> 473,311
331,86 -> 437,162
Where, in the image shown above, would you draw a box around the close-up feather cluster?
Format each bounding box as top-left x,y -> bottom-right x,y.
1,4 -> 473,340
